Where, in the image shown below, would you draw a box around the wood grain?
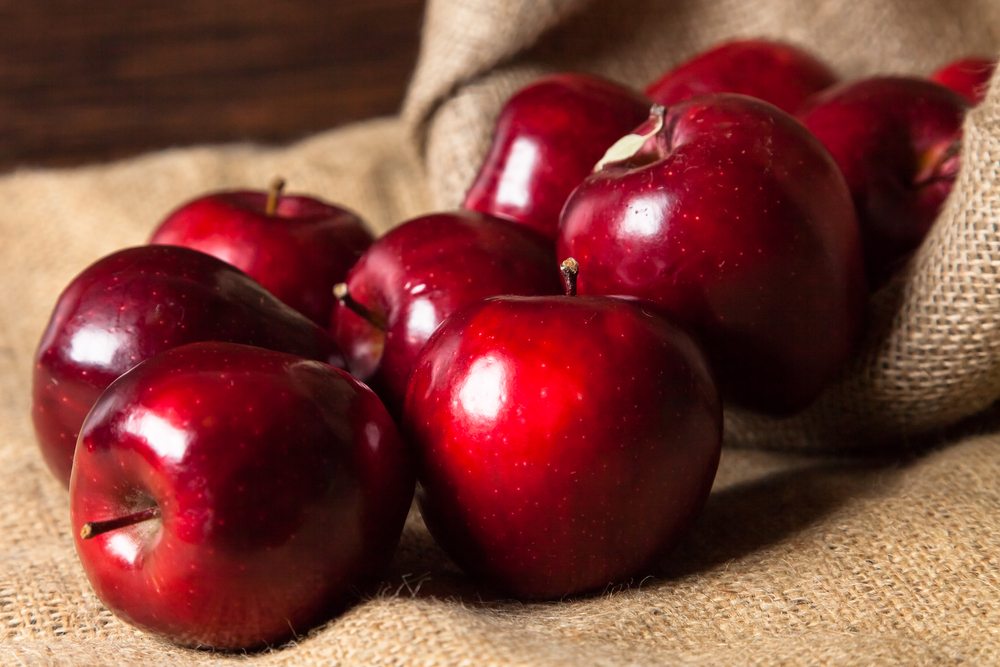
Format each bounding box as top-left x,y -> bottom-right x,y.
0,0 -> 425,170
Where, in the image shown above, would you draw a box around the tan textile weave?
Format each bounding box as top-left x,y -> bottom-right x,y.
3,1 -> 1000,664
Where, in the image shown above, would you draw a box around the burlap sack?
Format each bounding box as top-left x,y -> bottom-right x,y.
406,0 -> 1000,452
4,2 -> 1000,665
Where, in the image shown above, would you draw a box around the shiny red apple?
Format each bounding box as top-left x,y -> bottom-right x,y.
798,76 -> 968,286
71,342 -> 414,649
331,209 -> 563,416
149,179 -> 374,325
32,245 -> 345,487
929,56 -> 996,106
462,73 -> 651,240
644,39 -> 838,114
558,95 -> 867,415
403,273 -> 722,600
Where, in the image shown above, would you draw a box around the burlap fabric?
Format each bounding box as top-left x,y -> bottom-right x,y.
4,1 -> 1000,664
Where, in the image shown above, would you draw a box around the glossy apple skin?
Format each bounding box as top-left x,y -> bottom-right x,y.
32,245 -> 346,487
71,342 -> 414,650
150,190 -> 373,325
462,73 -> 652,240
558,95 -> 867,415
331,210 -> 563,417
403,295 -> 722,600
798,76 -> 968,286
645,39 -> 838,114
929,57 -> 996,106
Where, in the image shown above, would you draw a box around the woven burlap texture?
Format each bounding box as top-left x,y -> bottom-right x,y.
4,1 -> 1000,664
407,0 -> 1000,451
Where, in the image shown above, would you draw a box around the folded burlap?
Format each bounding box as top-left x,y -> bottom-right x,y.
407,0 -> 1000,452
3,1 -> 1000,665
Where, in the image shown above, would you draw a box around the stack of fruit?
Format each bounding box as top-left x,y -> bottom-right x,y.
31,39 -> 995,650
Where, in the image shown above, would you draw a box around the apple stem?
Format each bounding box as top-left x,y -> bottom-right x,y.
80,506 -> 161,540
333,283 -> 387,331
266,177 -> 286,215
560,258 -> 580,297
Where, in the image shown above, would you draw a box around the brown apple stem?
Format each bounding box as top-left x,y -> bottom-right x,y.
560,258 -> 580,297
333,283 -> 387,331
266,176 -> 286,215
80,506 -> 161,540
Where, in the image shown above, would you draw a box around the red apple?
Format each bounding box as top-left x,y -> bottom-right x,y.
797,76 -> 968,286
32,245 -> 345,487
644,39 -> 838,114
149,178 -> 374,325
558,95 -> 867,415
462,73 -> 651,240
331,209 -> 563,416
929,56 -> 996,106
71,341 -> 414,649
403,272 -> 722,600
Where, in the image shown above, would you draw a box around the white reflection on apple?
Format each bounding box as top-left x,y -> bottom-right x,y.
406,298 -> 440,343
68,327 -> 122,367
620,193 -> 671,238
105,531 -> 142,567
495,137 -> 539,210
458,354 -> 508,422
123,409 -> 191,462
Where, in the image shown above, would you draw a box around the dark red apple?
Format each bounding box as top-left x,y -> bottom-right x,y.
331,209 -> 563,416
149,178 -> 374,325
71,341 -> 414,649
403,274 -> 722,600
929,56 -> 996,106
462,73 -> 651,240
32,245 -> 346,487
798,76 -> 968,286
558,95 -> 867,415
644,39 -> 838,114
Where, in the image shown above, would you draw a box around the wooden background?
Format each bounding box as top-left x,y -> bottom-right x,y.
0,0 -> 426,172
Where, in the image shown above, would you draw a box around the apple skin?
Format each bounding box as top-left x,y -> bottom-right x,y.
71,342 -> 414,650
149,189 -> 373,326
403,294 -> 722,600
644,39 -> 838,114
331,210 -> 563,417
32,245 -> 346,487
797,76 -> 968,286
929,56 -> 996,106
558,95 -> 867,416
462,73 -> 652,240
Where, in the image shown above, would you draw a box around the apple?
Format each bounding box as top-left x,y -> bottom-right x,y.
331,209 -> 563,417
929,56 -> 996,106
403,262 -> 722,599
797,76 -> 968,286
462,73 -> 652,240
32,245 -> 346,487
149,178 -> 374,325
644,39 -> 838,114
558,95 -> 867,416
71,341 -> 414,649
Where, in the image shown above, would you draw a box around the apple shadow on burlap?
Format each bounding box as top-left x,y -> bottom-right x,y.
373,454 -> 903,606
371,394 -> 1000,610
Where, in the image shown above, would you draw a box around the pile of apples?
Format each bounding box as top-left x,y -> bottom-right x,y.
31,40 -> 994,650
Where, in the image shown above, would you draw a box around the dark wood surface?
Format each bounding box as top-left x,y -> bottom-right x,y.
0,0 -> 425,171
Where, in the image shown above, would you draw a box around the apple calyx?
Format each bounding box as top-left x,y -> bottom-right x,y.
80,505 -> 161,540
915,138 -> 962,187
560,258 -> 579,296
265,176 -> 286,216
333,283 -> 388,331
593,105 -> 666,172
